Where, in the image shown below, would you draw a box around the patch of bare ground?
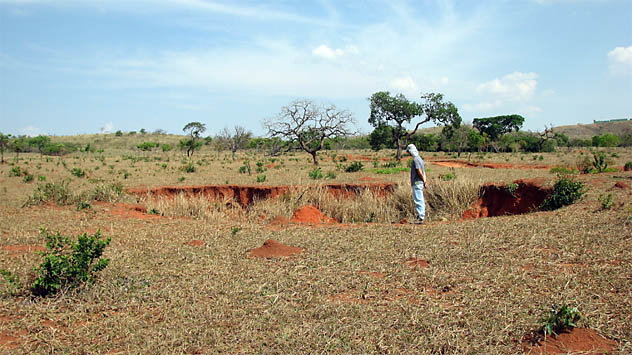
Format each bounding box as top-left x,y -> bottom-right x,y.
462,179 -> 551,219
247,239 -> 303,258
522,328 -> 617,354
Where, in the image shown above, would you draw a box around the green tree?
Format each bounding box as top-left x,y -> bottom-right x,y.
264,99 -> 355,165
368,124 -> 401,151
368,92 -> 461,160
592,133 -> 619,147
472,115 -> 525,141
181,122 -> 206,157
29,135 -> 51,155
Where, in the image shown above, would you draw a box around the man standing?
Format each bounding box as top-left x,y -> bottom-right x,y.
406,144 -> 428,224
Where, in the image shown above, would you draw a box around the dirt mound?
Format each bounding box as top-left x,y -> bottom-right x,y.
291,205 -> 337,224
463,180 -> 552,219
248,239 -> 303,258
522,328 -> 617,354
129,183 -> 396,208
403,258 -> 430,269
613,181 -> 631,190
431,160 -> 552,170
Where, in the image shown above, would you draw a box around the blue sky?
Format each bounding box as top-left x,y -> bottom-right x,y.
0,0 -> 630,137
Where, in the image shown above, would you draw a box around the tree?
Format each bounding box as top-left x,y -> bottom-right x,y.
368,91 -> 461,160
368,124 -> 402,151
218,126 -> 252,160
181,122 -> 206,157
472,115 -> 524,141
440,124 -> 478,157
592,133 -> 619,147
264,99 -> 355,165
0,133 -> 10,163
29,135 -> 51,155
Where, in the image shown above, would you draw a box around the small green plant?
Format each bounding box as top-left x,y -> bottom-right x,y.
38,175 -> 46,182
309,167 -> 324,180
9,166 -> 22,177
31,229 -> 111,297
598,193 -> 615,210
149,208 -> 160,215
23,173 -> 34,183
231,227 -> 242,236
624,161 -> 632,172
345,161 -> 364,173
0,269 -> 21,295
549,166 -> 577,175
178,176 -> 185,182
440,172 -> 455,181
592,151 -> 608,173
181,162 -> 196,173
77,201 -> 91,210
541,304 -> 581,336
71,167 -> 86,178
256,174 -> 266,183
256,161 -> 266,173
541,175 -> 585,211
239,160 -> 252,175
504,183 -> 519,197
325,171 -> 337,180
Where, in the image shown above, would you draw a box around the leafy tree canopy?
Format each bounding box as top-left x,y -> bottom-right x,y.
472,114 -> 524,141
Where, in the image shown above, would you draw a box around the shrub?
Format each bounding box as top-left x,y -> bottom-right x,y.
624,161 -> 632,172
0,269 -> 21,296
325,171 -> 337,179
344,161 -> 364,173
256,174 -> 266,183
31,229 -> 111,297
309,168 -> 324,179
541,175 -> 585,211
161,144 -> 173,152
592,151 -> 609,173
541,304 -> 581,336
549,166 -> 577,175
23,173 -> 34,183
181,162 -> 196,173
598,193 -> 614,210
91,182 -> 123,202
71,167 -> 86,178
25,179 -> 73,206
9,166 -> 22,177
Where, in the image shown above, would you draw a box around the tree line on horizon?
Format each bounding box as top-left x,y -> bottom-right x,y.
1,92 -> 631,164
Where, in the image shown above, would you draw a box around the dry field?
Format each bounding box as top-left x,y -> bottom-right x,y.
1,143 -> 631,353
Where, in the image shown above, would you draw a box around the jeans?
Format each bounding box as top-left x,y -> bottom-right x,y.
412,181 -> 425,220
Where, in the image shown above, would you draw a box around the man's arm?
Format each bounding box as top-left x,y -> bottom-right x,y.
416,168 -> 428,186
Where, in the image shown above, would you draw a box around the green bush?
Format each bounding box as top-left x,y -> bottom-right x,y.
344,161 -> 364,173
598,193 -> 615,210
541,175 -> 585,211
181,162 -> 196,173
624,161 -> 632,172
71,167 -> 86,178
9,166 -> 22,177
25,179 -> 73,206
31,229 -> 111,297
309,167 -> 324,180
256,174 -> 266,183
541,304 -> 581,336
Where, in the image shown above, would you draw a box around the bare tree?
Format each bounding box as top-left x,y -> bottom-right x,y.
264,99 -> 355,165
218,125 -> 252,160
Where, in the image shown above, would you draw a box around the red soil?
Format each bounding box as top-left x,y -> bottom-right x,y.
1,244 -> 46,254
522,328 -> 617,354
128,183 -> 396,208
462,180 -> 552,219
109,203 -> 161,220
290,205 -> 337,224
247,239 -> 303,258
184,240 -> 205,247
431,160 -> 552,170
403,258 -> 430,269
613,181 -> 631,190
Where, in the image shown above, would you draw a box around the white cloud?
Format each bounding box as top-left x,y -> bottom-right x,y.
100,121 -> 114,133
462,101 -> 502,112
20,125 -> 44,137
389,76 -> 419,97
477,72 -> 538,101
312,45 -> 344,59
608,46 -> 632,76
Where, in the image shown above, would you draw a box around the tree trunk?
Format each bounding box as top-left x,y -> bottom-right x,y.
395,138 -> 402,160
311,151 -> 318,165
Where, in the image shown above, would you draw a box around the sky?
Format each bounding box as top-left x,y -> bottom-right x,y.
0,0 -> 630,137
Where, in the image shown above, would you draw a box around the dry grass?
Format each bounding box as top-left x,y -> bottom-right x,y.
1,147 -> 631,353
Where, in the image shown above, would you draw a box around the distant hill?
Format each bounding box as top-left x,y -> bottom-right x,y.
552,120 -> 632,139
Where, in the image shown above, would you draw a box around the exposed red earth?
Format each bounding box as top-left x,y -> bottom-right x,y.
247,239 -> 303,258
522,328 -> 617,354
403,258 -> 430,269
613,181 -> 631,190
184,240 -> 205,247
462,179 -> 552,219
290,205 -> 338,224
128,182 -> 397,208
1,244 -> 46,255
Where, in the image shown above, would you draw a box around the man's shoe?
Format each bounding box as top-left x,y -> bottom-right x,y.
412,218 -> 425,224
